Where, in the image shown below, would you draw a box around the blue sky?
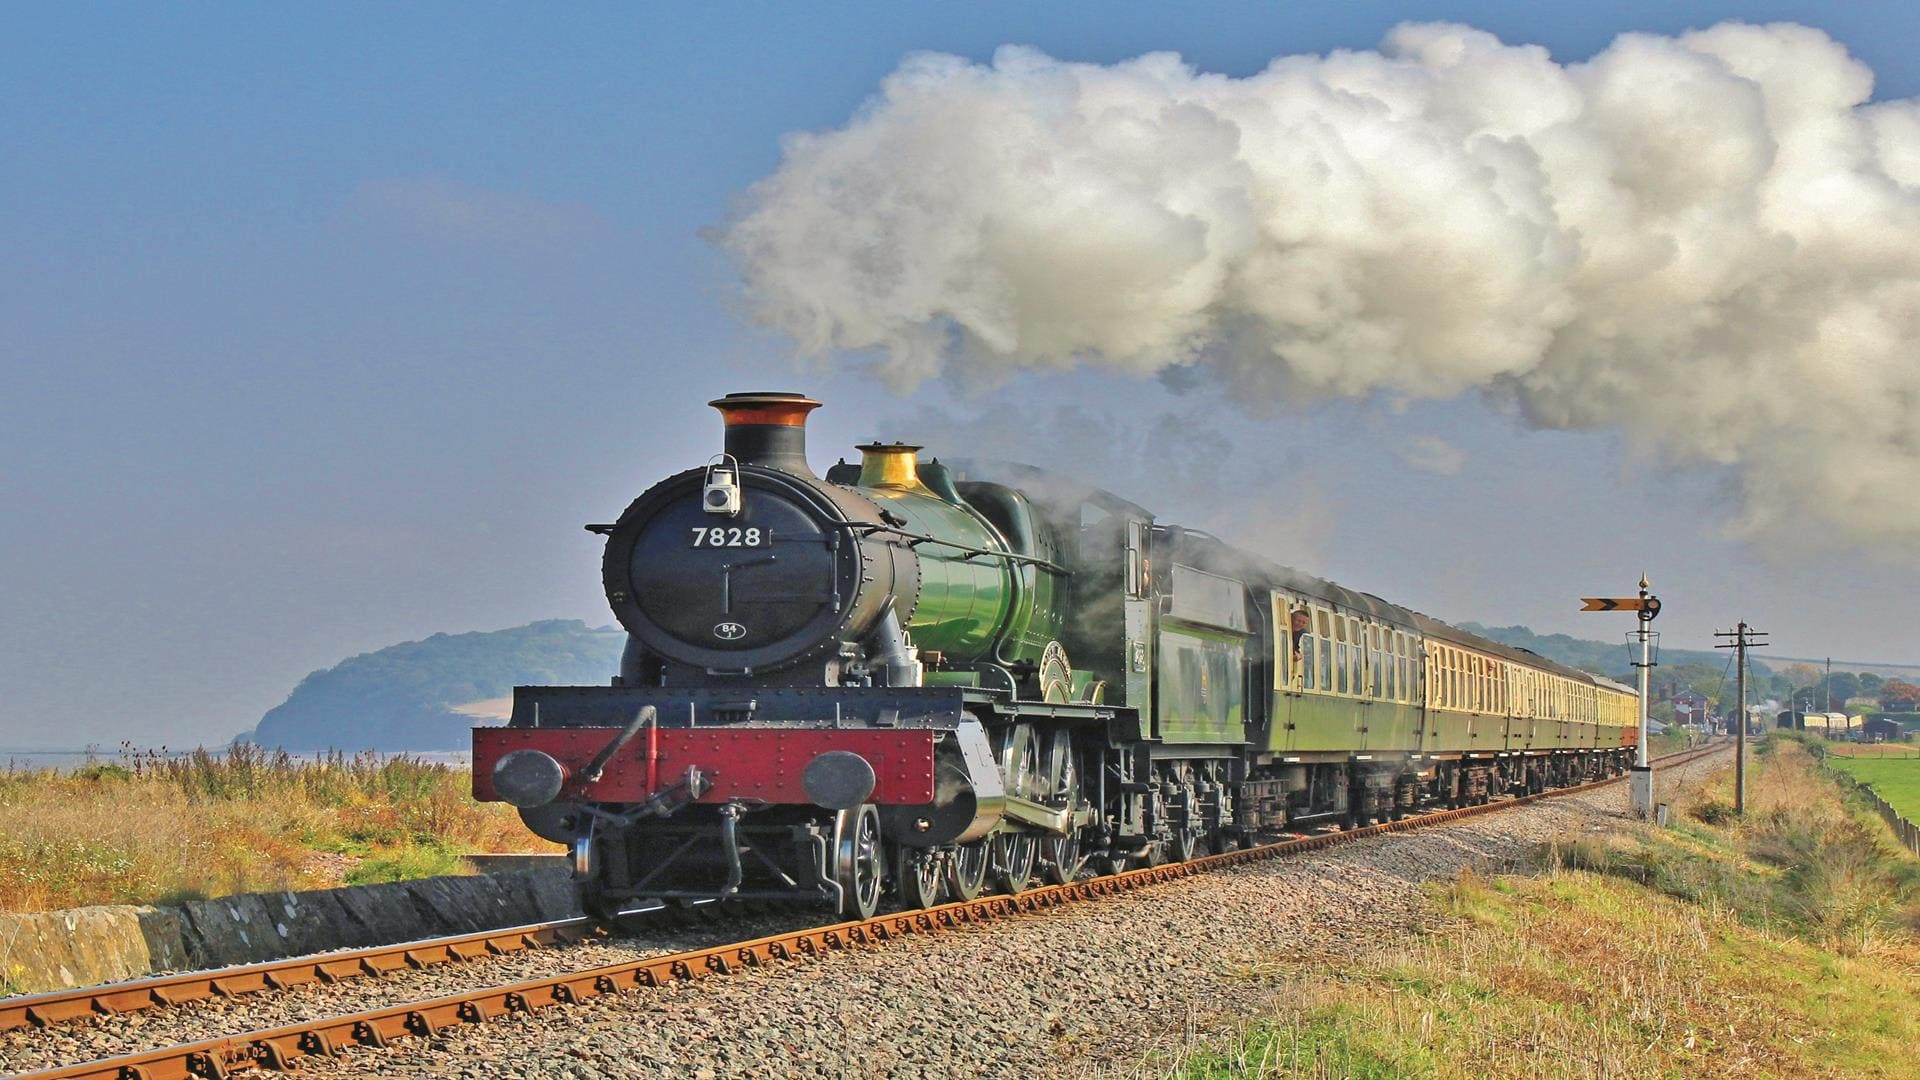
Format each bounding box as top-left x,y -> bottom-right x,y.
5,2 -> 1918,749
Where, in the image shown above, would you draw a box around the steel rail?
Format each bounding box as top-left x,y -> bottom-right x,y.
0,918 -> 600,1035
16,743 -> 1726,1080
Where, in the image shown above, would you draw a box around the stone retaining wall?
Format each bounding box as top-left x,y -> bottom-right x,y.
1,868 -> 577,994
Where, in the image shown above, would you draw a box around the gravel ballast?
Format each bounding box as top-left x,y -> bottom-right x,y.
4,750 -> 1729,1078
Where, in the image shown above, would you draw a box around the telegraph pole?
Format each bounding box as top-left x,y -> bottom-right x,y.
1715,622 -> 1768,816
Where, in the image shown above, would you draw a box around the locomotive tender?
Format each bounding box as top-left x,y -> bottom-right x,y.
472,392 -> 1638,920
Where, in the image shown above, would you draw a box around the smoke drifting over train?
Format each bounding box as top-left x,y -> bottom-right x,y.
718,22 -> 1920,546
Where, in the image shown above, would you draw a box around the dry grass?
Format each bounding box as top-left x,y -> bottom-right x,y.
1186,869 -> 1919,1078
1182,738 -> 1920,1078
0,746 -> 529,912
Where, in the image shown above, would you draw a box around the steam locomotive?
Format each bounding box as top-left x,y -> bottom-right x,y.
472,393 -> 1638,920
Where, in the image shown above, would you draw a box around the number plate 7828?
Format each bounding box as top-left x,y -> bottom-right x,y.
688,526 -> 769,548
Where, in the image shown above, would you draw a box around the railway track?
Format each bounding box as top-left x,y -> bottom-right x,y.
8,742 -> 1726,1080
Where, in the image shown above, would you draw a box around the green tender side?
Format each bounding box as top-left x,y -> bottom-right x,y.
863,487 -> 1060,665
1156,626 -> 1246,744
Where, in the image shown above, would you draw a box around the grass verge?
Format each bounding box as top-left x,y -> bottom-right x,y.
0,745 -> 531,911
1179,738 -> 1920,1078
1826,755 -> 1920,821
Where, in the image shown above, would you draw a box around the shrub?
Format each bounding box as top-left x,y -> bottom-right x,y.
1689,798 -> 1737,825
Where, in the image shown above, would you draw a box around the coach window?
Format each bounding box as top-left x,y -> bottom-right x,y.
1282,599 -> 1307,688
1350,618 -> 1365,697
1403,635 -> 1415,704
1355,620 -> 1368,696
1333,616 -> 1350,695
1332,618 -> 1346,696
1365,625 -> 1379,698
1401,635 -> 1414,704
1343,616 -> 1358,696
1388,633 -> 1402,702
1390,630 -> 1405,699
1316,609 -> 1334,692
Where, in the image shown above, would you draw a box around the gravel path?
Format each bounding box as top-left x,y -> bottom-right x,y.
4,750 -> 1727,1078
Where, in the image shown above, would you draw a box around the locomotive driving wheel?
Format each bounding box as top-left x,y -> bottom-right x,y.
992,723 -> 1042,893
946,839 -> 990,901
893,845 -> 942,910
1037,729 -> 1083,885
992,832 -> 1036,894
833,804 -> 883,920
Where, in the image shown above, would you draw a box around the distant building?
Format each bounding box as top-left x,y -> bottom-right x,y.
1672,690 -> 1709,727
1863,717 -> 1905,742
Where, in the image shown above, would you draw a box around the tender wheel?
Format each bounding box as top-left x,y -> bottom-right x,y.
1169,823 -> 1202,863
946,838 -> 990,901
894,844 -> 942,910
1167,770 -> 1204,862
833,804 -> 883,921
992,831 -> 1037,894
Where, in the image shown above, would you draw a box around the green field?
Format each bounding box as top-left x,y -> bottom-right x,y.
1828,756 -> 1920,820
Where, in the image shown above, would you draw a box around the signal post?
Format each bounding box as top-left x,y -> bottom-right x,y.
1582,579 -> 1661,818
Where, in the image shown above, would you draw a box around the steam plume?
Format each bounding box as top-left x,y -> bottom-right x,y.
718,22 -> 1920,545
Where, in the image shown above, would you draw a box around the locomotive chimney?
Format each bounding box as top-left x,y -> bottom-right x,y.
709,392 -> 822,476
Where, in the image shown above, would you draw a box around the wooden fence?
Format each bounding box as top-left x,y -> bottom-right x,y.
1861,785 -> 1920,857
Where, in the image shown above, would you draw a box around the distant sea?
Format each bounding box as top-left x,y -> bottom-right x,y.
0,747 -> 473,771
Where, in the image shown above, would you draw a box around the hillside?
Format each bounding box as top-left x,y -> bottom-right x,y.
247,621 -> 626,751
1458,623 -> 1770,682
243,619 -> 1758,753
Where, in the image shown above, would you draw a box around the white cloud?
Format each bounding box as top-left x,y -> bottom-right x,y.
719,22 -> 1920,550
